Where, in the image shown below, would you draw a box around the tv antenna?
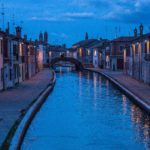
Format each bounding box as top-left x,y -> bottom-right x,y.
1,3 -> 5,30
115,26 -> 118,38
12,13 -> 15,33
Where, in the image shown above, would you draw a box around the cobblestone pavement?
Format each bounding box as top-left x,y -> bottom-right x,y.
89,68 -> 150,106
0,69 -> 52,146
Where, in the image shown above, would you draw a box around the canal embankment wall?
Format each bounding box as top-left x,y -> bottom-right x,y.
85,68 -> 150,114
9,69 -> 56,150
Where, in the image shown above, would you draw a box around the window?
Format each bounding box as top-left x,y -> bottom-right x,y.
14,65 -> 17,79
1,68 -> 3,81
145,42 -> 148,53
19,66 -> 21,77
4,39 -> 8,58
79,48 -> 82,57
87,49 -> 90,56
94,50 -> 97,56
13,45 -> 19,60
119,46 -> 124,52
9,69 -> 12,81
135,44 -> 138,54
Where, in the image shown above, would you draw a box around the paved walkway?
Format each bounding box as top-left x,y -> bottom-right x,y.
0,69 -> 52,147
89,68 -> 150,106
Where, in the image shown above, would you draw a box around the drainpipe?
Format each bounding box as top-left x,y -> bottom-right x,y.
27,48 -> 29,79
17,41 -> 19,85
2,37 -> 5,90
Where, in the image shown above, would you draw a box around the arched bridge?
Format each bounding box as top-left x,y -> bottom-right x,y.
49,57 -> 84,70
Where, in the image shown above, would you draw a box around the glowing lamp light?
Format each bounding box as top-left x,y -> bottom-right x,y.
106,55 -> 109,62
79,48 -> 82,57
49,51 -> 52,57
94,50 -> 97,56
123,49 -> 126,63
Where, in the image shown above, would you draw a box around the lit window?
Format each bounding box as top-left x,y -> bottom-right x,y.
49,51 -> 52,57
87,49 -> 90,55
19,43 -> 23,56
99,53 -> 102,57
106,55 -> 109,62
94,50 -> 97,56
79,48 -> 82,57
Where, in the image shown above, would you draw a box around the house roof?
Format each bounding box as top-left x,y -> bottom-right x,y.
131,33 -> 150,42
111,36 -> 135,42
72,39 -> 98,48
87,40 -> 110,49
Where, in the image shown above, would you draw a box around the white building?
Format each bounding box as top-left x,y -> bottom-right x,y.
37,44 -> 44,71
93,49 -> 99,68
124,25 -> 150,84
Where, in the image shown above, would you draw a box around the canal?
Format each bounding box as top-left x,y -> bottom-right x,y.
22,68 -> 150,150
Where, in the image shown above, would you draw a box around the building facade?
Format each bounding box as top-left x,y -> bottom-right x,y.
0,33 -> 3,90
110,36 -> 134,71
124,26 -> 150,84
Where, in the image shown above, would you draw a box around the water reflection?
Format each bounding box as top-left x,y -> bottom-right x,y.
131,104 -> 150,149
22,67 -> 150,150
122,94 -> 127,115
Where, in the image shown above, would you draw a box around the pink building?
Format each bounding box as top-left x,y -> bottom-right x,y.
0,34 -> 3,90
110,36 -> 134,71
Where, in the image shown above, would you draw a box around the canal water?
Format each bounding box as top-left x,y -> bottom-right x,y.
22,68 -> 150,150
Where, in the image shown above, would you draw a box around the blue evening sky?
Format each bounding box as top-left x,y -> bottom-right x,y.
2,0 -> 150,47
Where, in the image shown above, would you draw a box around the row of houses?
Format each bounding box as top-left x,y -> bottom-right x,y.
0,23 -> 50,91
48,24 -> 150,84
71,25 -> 150,84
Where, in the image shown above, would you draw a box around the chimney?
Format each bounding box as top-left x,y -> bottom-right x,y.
16,26 -> 22,38
24,34 -> 27,41
39,32 -> 43,43
134,28 -> 137,37
35,39 -> 38,46
44,32 -> 48,44
140,24 -> 143,36
6,22 -> 10,34
85,32 -> 88,40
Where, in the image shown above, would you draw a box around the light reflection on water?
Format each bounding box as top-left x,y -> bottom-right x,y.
22,67 -> 150,150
